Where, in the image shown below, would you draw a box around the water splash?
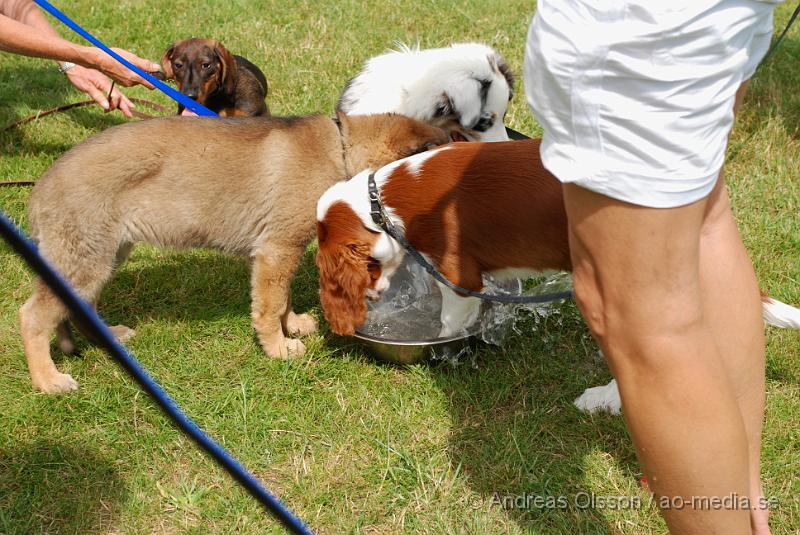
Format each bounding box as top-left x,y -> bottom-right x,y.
358,257 -> 574,362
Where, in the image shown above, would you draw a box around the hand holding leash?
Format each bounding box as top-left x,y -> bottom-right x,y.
86,46 -> 160,89
63,65 -> 136,116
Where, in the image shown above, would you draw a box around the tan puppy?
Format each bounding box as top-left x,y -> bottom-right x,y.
20,113 -> 448,393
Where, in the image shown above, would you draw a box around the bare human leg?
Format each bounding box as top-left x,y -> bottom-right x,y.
563,184 -> 753,534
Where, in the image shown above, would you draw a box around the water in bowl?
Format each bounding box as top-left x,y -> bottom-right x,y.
359,257 -> 571,345
359,258 -> 443,340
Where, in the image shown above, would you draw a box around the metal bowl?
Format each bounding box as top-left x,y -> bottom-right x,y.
352,330 -> 474,365
352,257 -> 525,364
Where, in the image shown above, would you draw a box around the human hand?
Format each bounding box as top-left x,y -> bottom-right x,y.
86,46 -> 161,89
65,65 -> 136,117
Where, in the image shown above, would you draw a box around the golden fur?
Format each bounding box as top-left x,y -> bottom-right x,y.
20,113 -> 448,393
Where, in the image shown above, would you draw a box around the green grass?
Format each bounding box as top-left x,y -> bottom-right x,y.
1,1 -> 798,533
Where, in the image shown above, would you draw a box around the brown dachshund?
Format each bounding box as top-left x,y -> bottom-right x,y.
159,38 -> 269,117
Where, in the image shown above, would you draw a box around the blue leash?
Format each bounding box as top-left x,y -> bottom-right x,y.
0,213 -> 313,534
33,0 -> 218,117
24,4 -> 313,530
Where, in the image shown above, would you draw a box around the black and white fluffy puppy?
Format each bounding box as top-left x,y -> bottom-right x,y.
338,43 -> 515,142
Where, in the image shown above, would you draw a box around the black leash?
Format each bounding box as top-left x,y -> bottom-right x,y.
367,172 -> 573,305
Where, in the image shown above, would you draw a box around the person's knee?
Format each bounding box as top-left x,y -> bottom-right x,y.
572,266 -> 706,371
571,263 -> 607,337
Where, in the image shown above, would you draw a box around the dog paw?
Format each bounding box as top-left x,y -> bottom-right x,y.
285,313 -> 318,336
265,338 -> 306,359
574,379 -> 621,414
33,372 -> 79,394
109,325 -> 136,343
285,338 -> 306,356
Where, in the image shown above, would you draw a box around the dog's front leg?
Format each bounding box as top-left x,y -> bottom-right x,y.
250,246 -> 307,358
437,284 -> 481,338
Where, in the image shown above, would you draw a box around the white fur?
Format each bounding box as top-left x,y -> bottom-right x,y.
435,269 -> 556,337
762,297 -> 800,329
438,285 -> 481,338
574,379 -> 622,414
339,43 -> 512,142
316,146 -> 451,232
489,267 -> 554,281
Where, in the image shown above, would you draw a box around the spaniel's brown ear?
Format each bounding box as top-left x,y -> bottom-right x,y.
160,42 -> 177,80
316,226 -> 372,336
213,41 -> 238,96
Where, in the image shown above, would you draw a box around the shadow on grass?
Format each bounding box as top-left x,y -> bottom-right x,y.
1,106 -> 127,160
1,65 -> 133,163
429,303 -> 644,533
90,247 -> 320,328
0,439 -> 126,534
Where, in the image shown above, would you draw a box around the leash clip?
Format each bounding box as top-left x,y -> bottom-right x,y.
370,208 -> 385,226
367,172 -> 387,226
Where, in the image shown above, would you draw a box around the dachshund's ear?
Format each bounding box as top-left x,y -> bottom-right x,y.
213,41 -> 238,96
316,225 -> 372,336
160,43 -> 177,80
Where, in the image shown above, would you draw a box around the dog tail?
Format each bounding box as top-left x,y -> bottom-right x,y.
763,295 -> 800,329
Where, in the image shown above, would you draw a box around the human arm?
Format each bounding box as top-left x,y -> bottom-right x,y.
0,0 -> 160,115
0,1 -> 159,86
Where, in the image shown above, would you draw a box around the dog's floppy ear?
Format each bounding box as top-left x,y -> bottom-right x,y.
316,221 -> 373,336
213,41 -> 238,96
160,42 -> 177,80
492,53 -> 515,100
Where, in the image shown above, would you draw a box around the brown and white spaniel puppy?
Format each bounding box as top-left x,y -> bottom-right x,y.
316,139 -> 800,413
316,139 -> 571,337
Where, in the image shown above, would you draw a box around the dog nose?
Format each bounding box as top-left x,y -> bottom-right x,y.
184,90 -> 198,100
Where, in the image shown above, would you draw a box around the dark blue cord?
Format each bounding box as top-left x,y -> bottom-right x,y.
33,0 -> 218,117
0,212 -> 313,535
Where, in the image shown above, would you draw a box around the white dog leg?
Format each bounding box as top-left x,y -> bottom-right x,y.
574,379 -> 622,414
438,284 -> 481,338
762,297 -> 800,329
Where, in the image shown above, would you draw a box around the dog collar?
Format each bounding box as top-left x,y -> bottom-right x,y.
367,172 -> 387,227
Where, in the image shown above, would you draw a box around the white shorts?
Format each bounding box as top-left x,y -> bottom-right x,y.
524,0 -> 779,208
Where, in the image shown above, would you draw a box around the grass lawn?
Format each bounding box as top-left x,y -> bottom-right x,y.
1,1 -> 798,533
